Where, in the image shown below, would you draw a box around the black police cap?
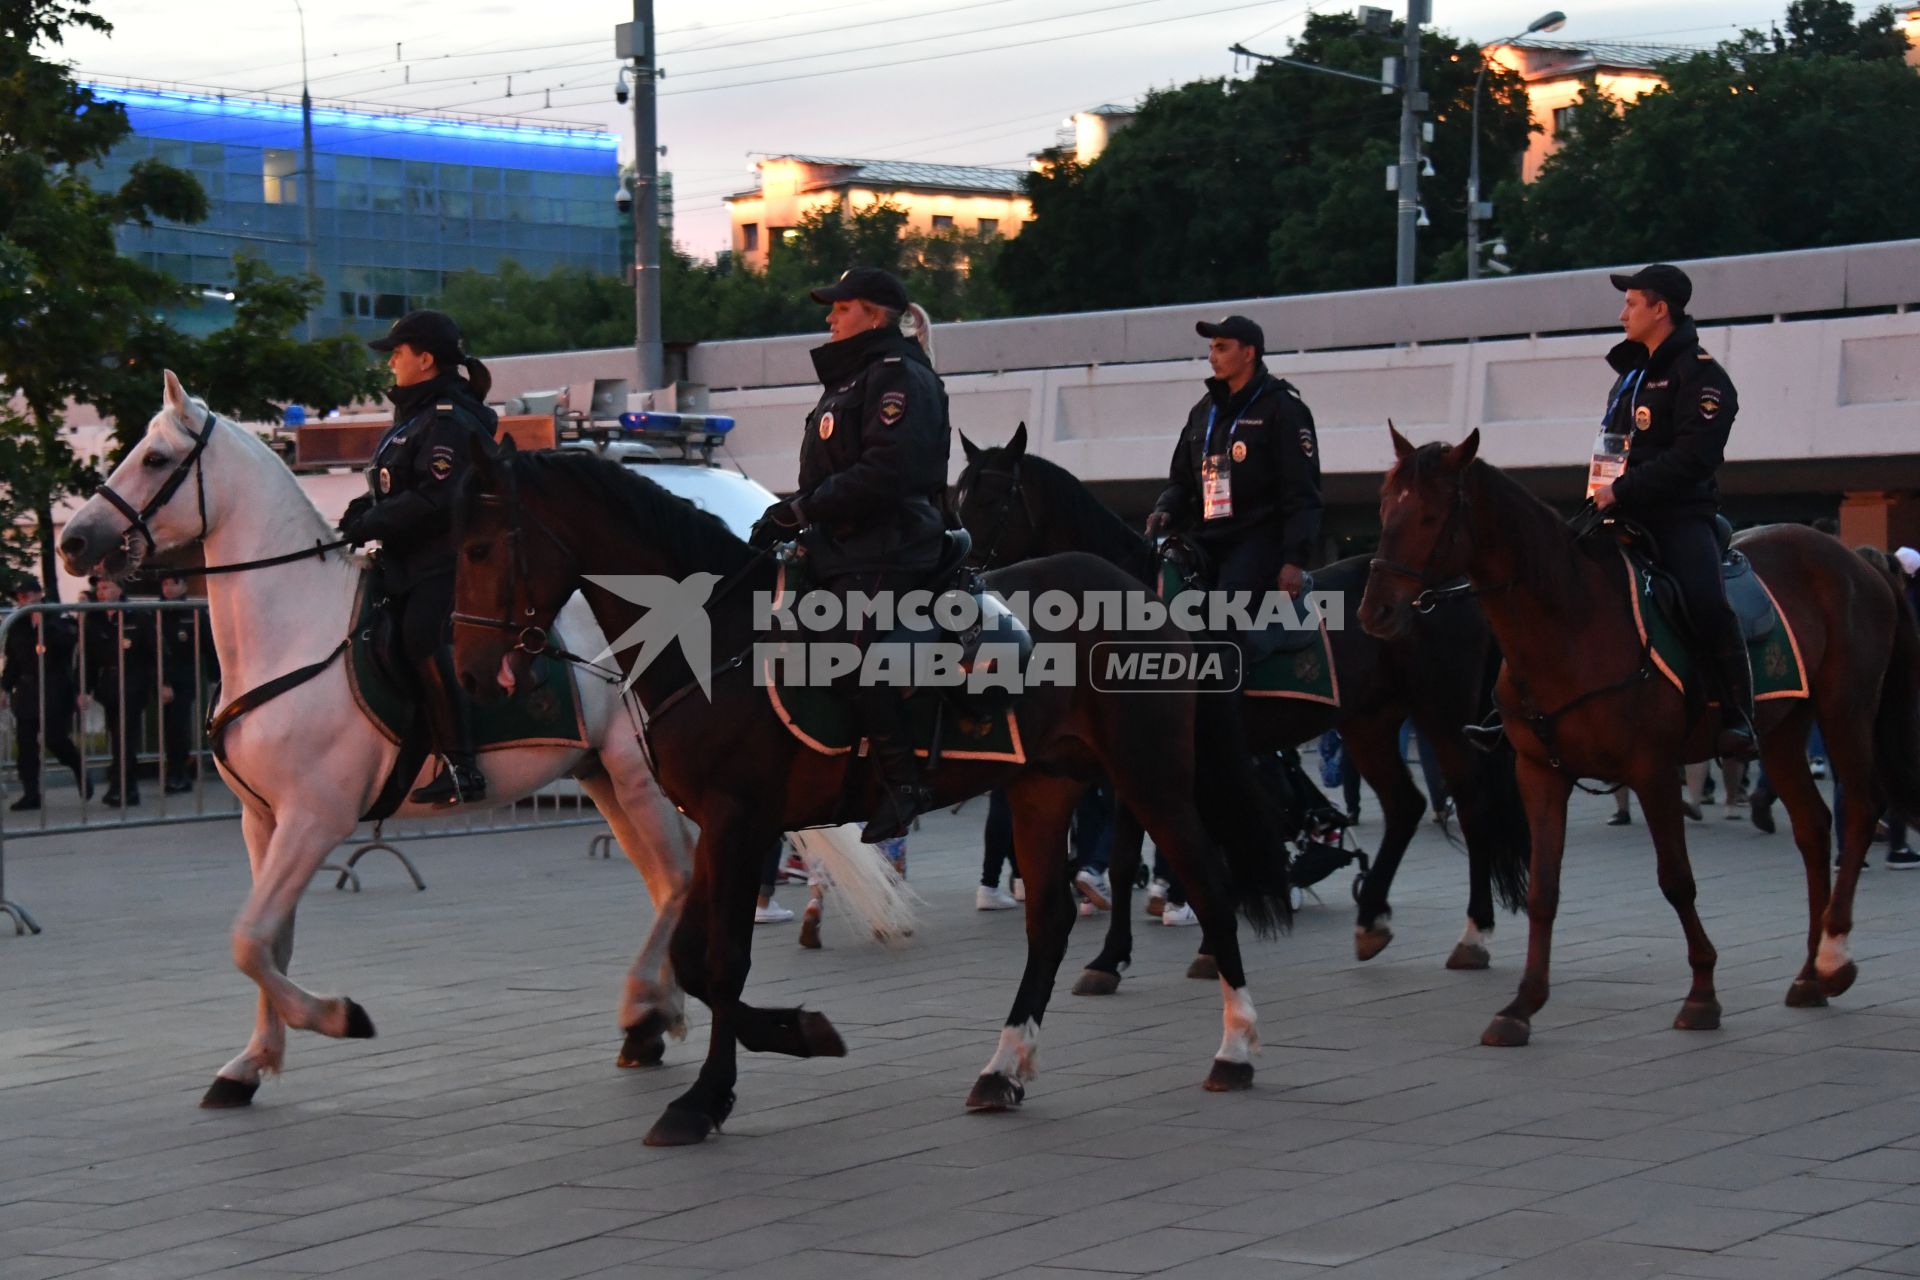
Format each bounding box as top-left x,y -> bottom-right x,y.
367,309 -> 466,355
1195,315 -> 1265,354
1609,263 -> 1693,314
809,267 -> 910,311
11,574 -> 41,596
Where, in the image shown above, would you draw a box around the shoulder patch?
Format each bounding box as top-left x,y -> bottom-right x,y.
877,390 -> 907,426
428,444 -> 455,480
1697,388 -> 1726,421
1298,427 -> 1316,458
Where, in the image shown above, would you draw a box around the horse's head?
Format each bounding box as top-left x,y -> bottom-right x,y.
60,370 -> 223,581
1358,425 -> 1480,640
449,439 -> 570,704
954,423 -> 1034,568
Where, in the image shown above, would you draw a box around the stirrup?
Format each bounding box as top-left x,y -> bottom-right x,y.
859,783 -> 926,844
1716,720 -> 1758,762
1462,714 -> 1506,753
411,759 -> 487,807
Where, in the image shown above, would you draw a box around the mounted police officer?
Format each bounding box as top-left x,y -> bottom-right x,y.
750,268 -> 950,843
2,576 -> 86,811
1146,315 -> 1323,666
1591,263 -> 1754,760
340,309 -> 499,805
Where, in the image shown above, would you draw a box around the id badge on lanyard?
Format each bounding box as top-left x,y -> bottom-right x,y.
1201,454 -> 1233,520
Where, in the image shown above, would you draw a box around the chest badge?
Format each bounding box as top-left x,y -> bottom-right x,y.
818,411 -> 835,440
1230,440 -> 1248,463
1634,405 -> 1652,431
378,466 -> 393,494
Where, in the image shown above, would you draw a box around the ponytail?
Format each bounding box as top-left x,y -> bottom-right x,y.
459,355 -> 493,401
901,302 -> 936,368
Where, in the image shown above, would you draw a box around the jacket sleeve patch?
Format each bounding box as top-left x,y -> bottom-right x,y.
428,444 -> 455,480
1297,426 -> 1316,457
877,390 -> 907,426
1697,389 -> 1725,421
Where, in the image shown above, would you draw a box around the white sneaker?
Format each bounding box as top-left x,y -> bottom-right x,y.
1011,877 -> 1025,902
1077,898 -> 1096,917
1161,902 -> 1199,927
1074,869 -> 1111,910
1146,878 -> 1169,917
976,884 -> 1019,911
1290,885 -> 1305,912
754,901 -> 795,924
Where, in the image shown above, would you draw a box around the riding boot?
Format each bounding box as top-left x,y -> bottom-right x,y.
410,648 -> 488,806
1711,631 -> 1759,762
854,684 -> 927,844
1462,711 -> 1507,753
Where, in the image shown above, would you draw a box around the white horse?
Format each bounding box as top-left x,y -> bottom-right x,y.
59,371 -> 910,1107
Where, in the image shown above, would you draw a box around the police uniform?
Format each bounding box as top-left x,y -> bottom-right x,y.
158,587 -> 212,791
1151,316 -> 1323,660
347,310 -> 500,804
1602,264 -> 1753,755
84,598 -> 155,806
2,587 -> 85,809
754,268 -> 951,842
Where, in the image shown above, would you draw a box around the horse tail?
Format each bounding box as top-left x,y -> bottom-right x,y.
1191,688 -> 1292,938
1858,546 -> 1920,823
1475,640 -> 1531,912
787,824 -> 919,943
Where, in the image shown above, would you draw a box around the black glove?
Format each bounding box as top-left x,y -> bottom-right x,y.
1144,509 -> 1173,538
749,498 -> 805,549
339,495 -> 375,545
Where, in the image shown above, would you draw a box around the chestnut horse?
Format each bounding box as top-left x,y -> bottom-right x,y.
1359,428 -> 1920,1047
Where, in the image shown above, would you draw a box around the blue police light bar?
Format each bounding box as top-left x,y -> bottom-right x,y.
618,411 -> 735,435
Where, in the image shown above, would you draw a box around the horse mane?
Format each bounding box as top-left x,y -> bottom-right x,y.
1396,442 -> 1591,615
1010,451 -> 1158,582
499,449 -> 756,576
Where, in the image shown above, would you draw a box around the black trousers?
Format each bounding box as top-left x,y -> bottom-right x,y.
1197,526 -> 1288,668
1636,512 -> 1741,653
99,679 -> 150,796
14,687 -> 83,798
398,573 -> 455,665
161,672 -> 197,782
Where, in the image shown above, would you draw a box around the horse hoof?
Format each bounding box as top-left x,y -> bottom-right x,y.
965,1072 -> 1026,1112
1072,968 -> 1121,997
1785,979 -> 1829,1008
1481,1015 -> 1530,1047
798,1010 -> 846,1058
341,999 -> 376,1040
1673,999 -> 1722,1031
199,1075 -> 259,1109
643,1104 -> 716,1147
1446,943 -> 1491,971
1354,925 -> 1393,962
798,910 -> 822,950
1819,962 -> 1858,998
617,1031 -> 666,1069
1204,1059 -> 1254,1092
1186,955 -> 1220,981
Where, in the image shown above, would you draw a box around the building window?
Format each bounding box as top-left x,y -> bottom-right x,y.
743,223 -> 759,252
262,149 -> 299,205
978,218 -> 998,236
931,214 -> 954,232
1553,105 -> 1577,137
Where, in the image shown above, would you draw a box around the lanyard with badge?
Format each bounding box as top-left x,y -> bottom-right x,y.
1586,368 -> 1644,498
1200,384 -> 1268,521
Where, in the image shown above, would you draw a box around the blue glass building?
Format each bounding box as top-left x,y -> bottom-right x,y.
86,85 -> 623,339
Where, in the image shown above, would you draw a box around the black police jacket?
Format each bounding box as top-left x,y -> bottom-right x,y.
1153,366 -> 1324,567
351,373 -> 499,591
2,609 -> 77,698
1603,319 -> 1738,517
159,606 -> 212,685
795,325 -> 950,577
83,608 -> 155,700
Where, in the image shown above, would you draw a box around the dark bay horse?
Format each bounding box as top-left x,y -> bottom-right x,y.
450,449 -> 1292,1146
955,426 -> 1529,982
1359,428 -> 1920,1047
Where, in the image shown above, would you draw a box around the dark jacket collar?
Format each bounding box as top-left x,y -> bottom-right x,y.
1606,318 -> 1700,377
810,324 -> 928,387
1205,362 -> 1274,413
387,371 -> 466,423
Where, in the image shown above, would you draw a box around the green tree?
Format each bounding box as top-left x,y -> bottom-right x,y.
996,12 -> 1534,313
434,260 -> 634,357
1505,1 -> 1918,271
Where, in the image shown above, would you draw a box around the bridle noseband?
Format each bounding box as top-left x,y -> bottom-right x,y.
1368,480 -> 1498,612
94,407 -> 216,558
958,458 -> 1030,570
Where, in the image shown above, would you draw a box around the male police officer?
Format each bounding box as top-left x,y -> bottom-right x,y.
751,268 -> 950,842
1,576 -> 86,810
83,575 -> 154,807
157,570 -> 211,793
342,309 -> 500,805
1592,263 -> 1755,759
1146,315 -> 1323,664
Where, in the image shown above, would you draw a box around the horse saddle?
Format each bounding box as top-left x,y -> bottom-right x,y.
874,529 -> 1035,714
1157,536 -> 1321,657
1606,521 -> 1776,644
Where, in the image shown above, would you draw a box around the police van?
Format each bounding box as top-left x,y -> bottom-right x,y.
555,409 -> 772,537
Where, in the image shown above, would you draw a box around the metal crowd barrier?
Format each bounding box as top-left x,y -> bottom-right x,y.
0,598 -> 610,935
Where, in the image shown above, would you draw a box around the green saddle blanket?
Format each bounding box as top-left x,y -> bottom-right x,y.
1156,561 -> 1340,706
761,562 -> 1027,764
1622,549 -> 1809,702
347,578 -> 589,752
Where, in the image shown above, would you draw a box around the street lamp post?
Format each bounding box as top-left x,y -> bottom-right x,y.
291,0 -> 318,337
1466,10 -> 1565,281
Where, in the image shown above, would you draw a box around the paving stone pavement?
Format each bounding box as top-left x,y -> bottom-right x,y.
2,782 -> 1917,1279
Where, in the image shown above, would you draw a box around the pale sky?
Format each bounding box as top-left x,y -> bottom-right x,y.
65,0 -> 1769,258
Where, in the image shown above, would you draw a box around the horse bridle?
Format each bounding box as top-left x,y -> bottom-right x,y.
448,487 -> 582,662
1367,481 -> 1501,612
958,458 -> 1031,569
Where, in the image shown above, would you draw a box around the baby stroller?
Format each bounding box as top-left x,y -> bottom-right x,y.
1262,748 -> 1371,903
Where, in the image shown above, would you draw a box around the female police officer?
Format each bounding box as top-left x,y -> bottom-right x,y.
340,309 -> 498,805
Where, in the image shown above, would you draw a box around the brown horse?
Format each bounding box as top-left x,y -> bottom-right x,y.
1358,428 -> 1920,1047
